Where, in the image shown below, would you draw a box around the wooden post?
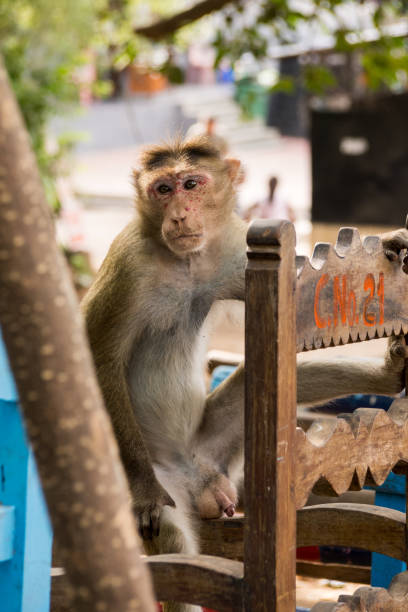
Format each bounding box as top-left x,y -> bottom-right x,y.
244,220 -> 297,611
0,57 -> 156,611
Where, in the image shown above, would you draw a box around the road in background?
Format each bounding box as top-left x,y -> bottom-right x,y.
55,83 -> 311,269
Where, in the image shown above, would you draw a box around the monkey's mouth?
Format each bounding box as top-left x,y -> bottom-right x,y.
174,233 -> 203,241
165,231 -> 205,253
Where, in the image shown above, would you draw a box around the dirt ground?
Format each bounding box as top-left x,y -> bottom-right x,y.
296,575 -> 365,608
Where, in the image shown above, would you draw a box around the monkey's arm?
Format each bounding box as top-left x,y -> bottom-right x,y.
195,363 -> 245,470
82,231 -> 174,537
96,360 -> 174,519
86,349 -> 175,538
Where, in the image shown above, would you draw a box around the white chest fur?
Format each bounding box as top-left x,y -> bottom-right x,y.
128,305 -> 211,461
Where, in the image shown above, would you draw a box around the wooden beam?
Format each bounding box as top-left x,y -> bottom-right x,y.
295,402 -> 408,508
298,503 -> 406,561
244,220 -> 297,610
296,560 -> 370,585
147,554 -> 243,612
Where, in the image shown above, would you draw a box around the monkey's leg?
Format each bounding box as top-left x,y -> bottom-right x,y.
144,465 -> 202,612
196,337 -> 406,467
195,363 -> 244,470
298,338 -> 406,405
190,364 -> 245,516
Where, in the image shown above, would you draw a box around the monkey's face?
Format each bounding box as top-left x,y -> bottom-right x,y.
146,169 -> 219,255
135,151 -> 241,256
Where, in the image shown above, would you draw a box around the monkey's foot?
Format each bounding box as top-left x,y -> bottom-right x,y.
132,478 -> 176,540
386,335 -> 408,393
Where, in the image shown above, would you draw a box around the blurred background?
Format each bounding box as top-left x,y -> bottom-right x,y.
3,0 -> 408,283
3,1 -> 408,606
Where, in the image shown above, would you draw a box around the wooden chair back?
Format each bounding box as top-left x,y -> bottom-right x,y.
147,219 -> 408,611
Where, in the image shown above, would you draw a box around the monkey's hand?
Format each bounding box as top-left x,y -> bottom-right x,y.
193,470 -> 238,520
131,477 -> 175,540
381,227 -> 408,273
385,335 -> 408,393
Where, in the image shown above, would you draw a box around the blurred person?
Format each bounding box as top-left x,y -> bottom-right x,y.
186,44 -> 215,84
74,50 -> 96,106
244,175 -> 295,223
216,59 -> 235,84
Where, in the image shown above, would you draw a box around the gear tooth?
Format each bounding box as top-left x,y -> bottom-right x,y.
335,227 -> 361,257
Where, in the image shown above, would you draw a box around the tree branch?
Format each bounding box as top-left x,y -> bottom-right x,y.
135,0 -> 239,40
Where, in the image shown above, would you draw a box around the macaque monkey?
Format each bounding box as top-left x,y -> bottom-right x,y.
82,136 -> 408,612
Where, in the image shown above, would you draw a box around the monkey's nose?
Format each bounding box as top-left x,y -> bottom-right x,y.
171,213 -> 187,225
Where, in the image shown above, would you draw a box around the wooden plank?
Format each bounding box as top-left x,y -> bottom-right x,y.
298,503 -> 406,560
244,220 -> 297,611
201,500 -> 406,565
200,515 -> 244,561
147,554 -> 243,612
296,228 -> 408,352
296,560 -> 370,585
295,400 -> 408,508
51,554 -> 244,612
207,350 -> 243,373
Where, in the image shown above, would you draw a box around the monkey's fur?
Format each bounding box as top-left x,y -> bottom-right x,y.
82,137 -> 408,612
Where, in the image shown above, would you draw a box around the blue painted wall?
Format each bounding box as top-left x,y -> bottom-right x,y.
0,334 -> 52,612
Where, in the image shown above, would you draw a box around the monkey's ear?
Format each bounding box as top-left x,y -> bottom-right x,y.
225,158 -> 242,185
132,168 -> 140,187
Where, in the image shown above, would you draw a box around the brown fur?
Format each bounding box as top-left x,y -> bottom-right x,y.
82,137 -> 408,612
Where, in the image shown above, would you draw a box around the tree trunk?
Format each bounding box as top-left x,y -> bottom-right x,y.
0,57 -> 156,612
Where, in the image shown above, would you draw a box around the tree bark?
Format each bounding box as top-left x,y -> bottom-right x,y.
0,57 -> 156,612
135,0 -> 238,40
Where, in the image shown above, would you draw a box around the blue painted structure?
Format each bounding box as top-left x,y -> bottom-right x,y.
370,472 -> 406,588
0,333 -> 52,611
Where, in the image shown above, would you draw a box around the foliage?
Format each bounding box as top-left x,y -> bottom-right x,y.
205,0 -> 408,96
63,249 -> 94,293
302,64 -> 337,95
0,0 -> 105,211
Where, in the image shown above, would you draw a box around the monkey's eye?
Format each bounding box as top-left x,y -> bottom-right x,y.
157,184 -> 172,194
184,179 -> 197,190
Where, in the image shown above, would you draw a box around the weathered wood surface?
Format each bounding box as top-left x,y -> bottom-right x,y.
311,570 -> 408,611
207,349 -> 243,373
146,554 -> 243,612
244,220 -> 297,611
296,561 -> 370,585
201,501 -> 405,562
200,515 -> 244,561
295,399 -> 408,508
296,228 -> 408,352
298,503 -> 406,560
0,57 -> 156,611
